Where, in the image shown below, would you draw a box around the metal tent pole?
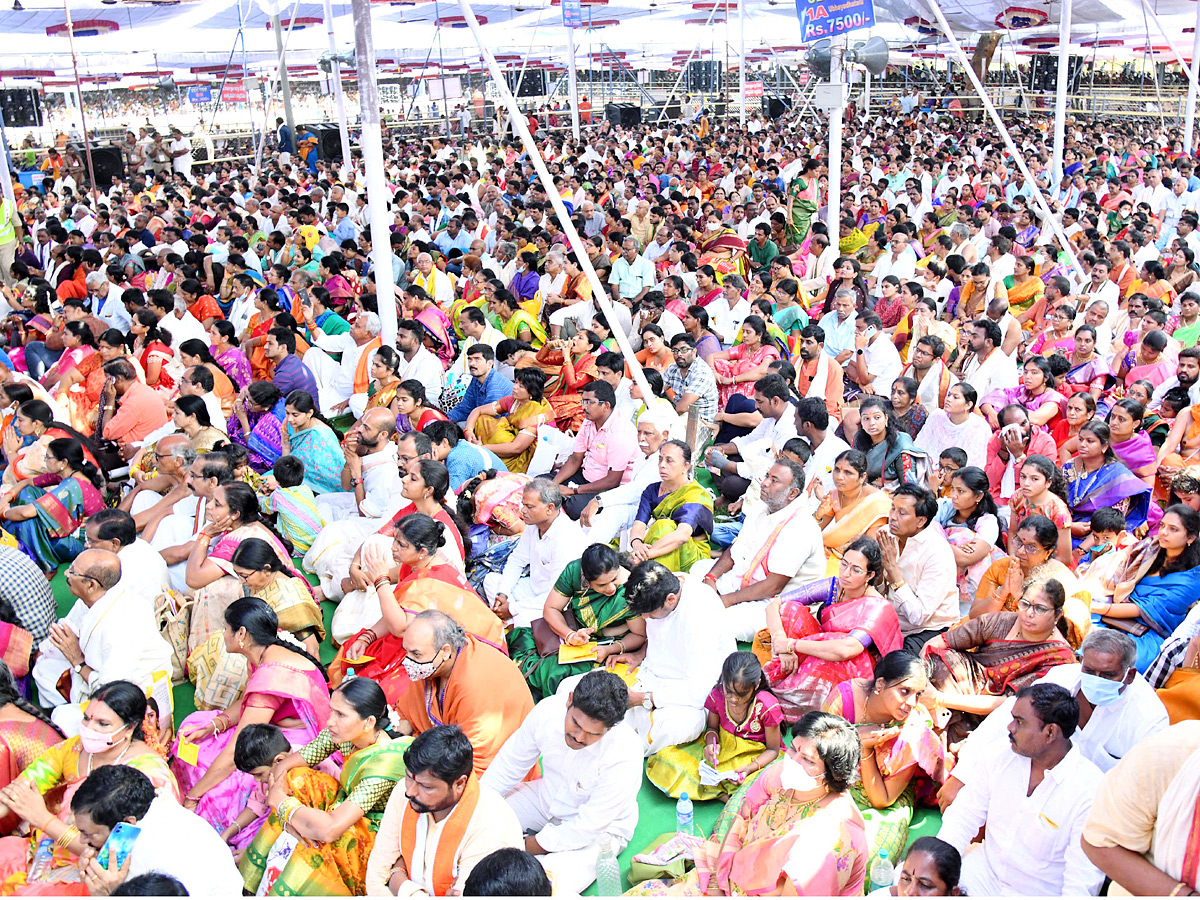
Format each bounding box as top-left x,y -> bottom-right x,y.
1051,0 -> 1072,181
63,0 -> 99,205
323,0 -> 354,172
825,39 -> 845,241
1185,1 -> 1200,151
567,26 -> 581,140
350,0 -> 398,347
738,0 -> 746,124
272,14 -> 297,141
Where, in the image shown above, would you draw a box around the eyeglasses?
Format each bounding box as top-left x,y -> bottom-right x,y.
65,568 -> 97,584
1011,538 -> 1046,555
1016,599 -> 1055,616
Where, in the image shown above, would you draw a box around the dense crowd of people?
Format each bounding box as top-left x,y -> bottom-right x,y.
0,92 -> 1194,897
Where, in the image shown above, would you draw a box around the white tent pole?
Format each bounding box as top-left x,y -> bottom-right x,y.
350,0 -> 398,348
1186,1 -> 1200,152
921,0 -> 1087,285
567,26 -> 581,141
738,0 -> 746,125
1051,0 -> 1071,182
1141,0 -> 1196,82
453,0 -> 653,401
271,14 -> 297,143
323,0 -> 353,175
825,39 -> 845,242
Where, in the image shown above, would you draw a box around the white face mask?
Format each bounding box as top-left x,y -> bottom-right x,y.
779,753 -> 823,793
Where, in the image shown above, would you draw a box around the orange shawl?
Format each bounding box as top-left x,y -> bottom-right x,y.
399,774 -> 481,896
393,637 -> 533,775
353,335 -> 384,394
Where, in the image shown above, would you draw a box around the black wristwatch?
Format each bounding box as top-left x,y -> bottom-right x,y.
856,349 -> 865,355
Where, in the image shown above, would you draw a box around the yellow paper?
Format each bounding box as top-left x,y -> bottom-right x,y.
176,737 -> 200,766
343,656 -> 376,666
558,641 -> 599,664
609,662 -> 638,687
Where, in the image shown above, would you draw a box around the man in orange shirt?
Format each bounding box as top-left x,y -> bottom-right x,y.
1108,240 -> 1137,300
100,358 -> 167,456
795,324 -> 844,423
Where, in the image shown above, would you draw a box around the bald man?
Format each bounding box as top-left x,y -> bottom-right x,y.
32,549 -> 173,735
409,251 -> 455,307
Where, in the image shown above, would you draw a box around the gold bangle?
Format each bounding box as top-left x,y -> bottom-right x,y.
55,825 -> 79,850
1169,883 -> 1192,897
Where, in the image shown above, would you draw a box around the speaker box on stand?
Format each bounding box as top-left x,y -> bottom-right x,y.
505,69 -> 548,97
87,145 -> 125,188
304,124 -> 344,161
764,97 -> 791,119
604,103 -> 641,128
0,88 -> 42,129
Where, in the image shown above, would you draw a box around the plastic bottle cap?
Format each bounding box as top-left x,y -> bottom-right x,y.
680,792 -> 689,801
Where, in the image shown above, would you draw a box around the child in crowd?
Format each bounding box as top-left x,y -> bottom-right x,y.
261,455 -> 323,554
646,651 -> 783,801
223,723 -> 294,854
931,447 -> 968,498
1073,507 -> 1132,594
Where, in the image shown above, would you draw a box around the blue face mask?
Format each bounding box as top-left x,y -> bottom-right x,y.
1080,671 -> 1125,707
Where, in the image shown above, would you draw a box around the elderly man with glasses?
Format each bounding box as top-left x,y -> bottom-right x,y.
31,549 -> 173,736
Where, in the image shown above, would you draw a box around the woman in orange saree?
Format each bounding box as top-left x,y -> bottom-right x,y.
537,330 -> 600,432
632,713 -> 867,896
241,289 -> 289,381
328,514 -> 506,704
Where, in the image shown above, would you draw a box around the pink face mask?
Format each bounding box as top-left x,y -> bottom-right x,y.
77,723 -> 129,755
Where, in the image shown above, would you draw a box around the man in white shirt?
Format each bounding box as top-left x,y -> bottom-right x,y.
844,311 -> 902,398
394,316 -> 445,409
482,671 -> 643,894
563,561 -> 734,755
72,765 -> 243,897
409,252 -> 455,308
960,318 -> 1019,398
869,231 -> 917,296
168,127 -> 193,182
938,684 -> 1105,897
877,483 -> 959,652
32,550 -> 173,735
691,460 -> 825,640
302,311 -> 383,419
484,479 -> 587,628
704,374 -> 798,499
84,510 -> 169,603
795,398 -> 850,503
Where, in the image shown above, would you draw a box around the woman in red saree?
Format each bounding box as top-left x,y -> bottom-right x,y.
130,310 -> 177,397
756,538 -> 902,718
537,330 -> 600,432
692,265 -> 722,308
922,580 -> 1076,746
173,598 -> 330,852
708,315 -> 780,410
328,514 -> 505,704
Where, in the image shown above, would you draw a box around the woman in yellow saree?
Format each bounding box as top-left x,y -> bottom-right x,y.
1005,256 -> 1047,331
627,440 -> 714,573
240,678 -> 409,896
465,368 -> 553,474
231,538 -> 327,658
813,450 -> 891,563
491,289 -> 546,349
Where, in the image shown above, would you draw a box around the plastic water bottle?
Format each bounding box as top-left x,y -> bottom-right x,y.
594,833 -> 622,896
27,838 -> 53,882
870,849 -> 895,892
676,791 -> 695,838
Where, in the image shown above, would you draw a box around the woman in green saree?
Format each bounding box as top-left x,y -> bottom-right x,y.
507,543 -> 642,699
628,439 -> 714,573
240,677 -> 409,897
786,160 -> 822,245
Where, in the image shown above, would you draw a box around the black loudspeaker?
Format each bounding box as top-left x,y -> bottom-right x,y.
685,60 -> 722,93
0,88 -> 42,128
504,69 -> 547,97
604,103 -> 641,128
304,124 -> 343,161
764,97 -> 791,119
87,145 -> 125,188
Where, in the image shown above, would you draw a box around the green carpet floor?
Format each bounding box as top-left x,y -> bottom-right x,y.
46,564 -> 941,894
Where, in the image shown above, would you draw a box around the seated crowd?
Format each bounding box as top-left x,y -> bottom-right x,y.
0,101 -> 1196,898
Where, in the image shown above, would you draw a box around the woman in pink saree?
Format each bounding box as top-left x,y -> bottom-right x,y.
632,712 -> 866,896
708,315 -> 780,410
755,538 -> 902,719
173,598 -> 330,852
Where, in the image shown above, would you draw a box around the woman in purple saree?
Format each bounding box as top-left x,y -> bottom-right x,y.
1064,419 -> 1157,548
1107,398 -> 1158,485
173,598 -> 331,851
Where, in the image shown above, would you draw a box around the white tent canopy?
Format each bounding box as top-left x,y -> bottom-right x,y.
0,0 -> 1198,79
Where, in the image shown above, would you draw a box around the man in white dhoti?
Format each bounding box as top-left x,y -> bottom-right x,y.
690,459 -> 826,641
305,409 -> 406,599
84,509 -> 169,602
560,561 -> 734,756
141,452 -> 232,594
407,251 -> 456,308
483,479 -> 586,628
33,550 -> 173,736
301,310 -> 383,418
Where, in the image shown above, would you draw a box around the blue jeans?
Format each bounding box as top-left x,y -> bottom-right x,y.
23,342 -> 61,381
711,513 -> 745,550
